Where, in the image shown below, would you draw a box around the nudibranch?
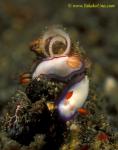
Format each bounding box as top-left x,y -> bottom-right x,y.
32,27 -> 89,120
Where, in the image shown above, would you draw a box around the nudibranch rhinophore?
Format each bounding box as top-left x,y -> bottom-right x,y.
32,27 -> 90,120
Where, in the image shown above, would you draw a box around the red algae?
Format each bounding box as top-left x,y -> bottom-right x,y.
97,132 -> 109,142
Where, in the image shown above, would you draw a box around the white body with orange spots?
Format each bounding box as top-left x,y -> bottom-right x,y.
58,76 -> 89,119
32,56 -> 82,79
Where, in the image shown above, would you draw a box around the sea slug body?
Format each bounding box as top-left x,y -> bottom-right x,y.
58,76 -> 89,120
32,55 -> 83,81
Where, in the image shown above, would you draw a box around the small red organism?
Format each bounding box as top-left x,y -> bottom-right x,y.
19,73 -> 31,85
80,144 -> 89,150
20,78 -> 31,85
97,132 -> 109,142
78,108 -> 89,115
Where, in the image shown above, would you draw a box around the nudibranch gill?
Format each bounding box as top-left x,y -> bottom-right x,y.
31,27 -> 89,120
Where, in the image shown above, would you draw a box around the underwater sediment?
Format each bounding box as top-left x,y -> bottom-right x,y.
0,27 -> 118,150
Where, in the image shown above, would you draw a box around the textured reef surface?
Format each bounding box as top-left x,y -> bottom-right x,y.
0,27 -> 118,150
